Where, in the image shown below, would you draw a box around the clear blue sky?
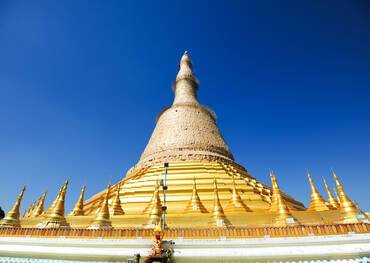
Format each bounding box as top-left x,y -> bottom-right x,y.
1,1 -> 369,213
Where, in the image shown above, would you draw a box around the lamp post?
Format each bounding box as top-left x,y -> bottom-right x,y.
161,162 -> 169,229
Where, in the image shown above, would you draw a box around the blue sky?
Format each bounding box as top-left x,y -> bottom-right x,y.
0,1 -> 370,212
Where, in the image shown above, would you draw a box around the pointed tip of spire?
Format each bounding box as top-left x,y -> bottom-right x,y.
323,177 -> 329,187
307,173 -> 314,185
179,51 -> 192,67
172,50 -> 199,105
106,184 -> 111,195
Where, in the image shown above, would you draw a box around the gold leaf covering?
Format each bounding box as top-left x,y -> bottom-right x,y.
0,187 -> 25,227
307,173 -> 329,212
89,185 -> 112,229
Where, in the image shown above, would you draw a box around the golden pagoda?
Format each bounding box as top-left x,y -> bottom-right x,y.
184,177 -> 209,213
69,186 -> 85,216
209,178 -> 229,227
1,51 -> 368,230
30,192 -> 47,217
307,173 -> 330,212
332,171 -> 363,223
269,173 -> 298,226
0,51 -> 369,262
0,187 -> 25,227
89,185 -> 112,229
39,181 -> 69,228
110,183 -> 125,216
80,52 -> 310,228
323,178 -> 339,209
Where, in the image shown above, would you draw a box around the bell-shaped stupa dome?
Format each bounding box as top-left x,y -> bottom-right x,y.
137,51 -> 233,167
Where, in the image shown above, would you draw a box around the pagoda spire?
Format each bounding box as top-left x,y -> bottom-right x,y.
69,186 -> 86,216
173,51 -> 199,105
89,185 -> 112,229
111,183 -> 125,216
0,186 -> 26,227
333,187 -> 341,205
210,178 -> 229,227
29,196 -> 42,217
23,200 -> 36,218
147,181 -> 162,227
225,175 -> 251,213
269,172 -> 278,212
31,192 -> 47,217
332,171 -> 360,223
41,180 -> 69,228
184,177 -> 208,213
22,206 -> 30,218
307,173 -> 329,211
45,181 -> 65,215
270,174 -> 297,226
27,201 -> 36,218
323,178 -> 339,209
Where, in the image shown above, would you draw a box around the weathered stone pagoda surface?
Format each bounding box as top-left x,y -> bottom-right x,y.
138,51 -> 234,167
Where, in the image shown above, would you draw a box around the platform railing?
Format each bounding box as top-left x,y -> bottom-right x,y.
0,223 -> 369,239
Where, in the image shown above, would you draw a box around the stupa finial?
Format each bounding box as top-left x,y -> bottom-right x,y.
30,196 -> 42,217
332,171 -> 360,222
22,206 -> 30,218
269,174 -> 298,226
323,178 -> 339,209
70,186 -> 86,216
269,171 -> 278,212
225,175 -> 251,213
0,186 -> 26,227
173,51 -> 199,105
111,183 -> 125,216
333,187 -> 341,205
184,177 -> 208,213
147,181 -> 162,227
45,180 -> 68,214
89,185 -> 112,229
307,173 -> 329,211
41,181 -> 69,228
27,201 -> 37,218
31,191 -> 47,217
210,178 -> 228,226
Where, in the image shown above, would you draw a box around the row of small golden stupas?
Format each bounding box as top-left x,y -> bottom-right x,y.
1,52 -> 368,230
0,170 -> 367,229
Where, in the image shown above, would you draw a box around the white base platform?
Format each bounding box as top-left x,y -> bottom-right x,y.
0,234 -> 369,262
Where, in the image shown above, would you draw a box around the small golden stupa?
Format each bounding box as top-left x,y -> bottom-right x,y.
1,51 -> 368,233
